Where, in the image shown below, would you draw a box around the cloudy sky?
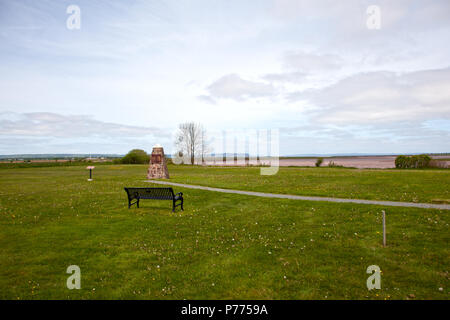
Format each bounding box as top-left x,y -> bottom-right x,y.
1,0 -> 449,155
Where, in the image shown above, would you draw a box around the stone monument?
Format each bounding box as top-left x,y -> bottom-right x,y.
147,144 -> 169,179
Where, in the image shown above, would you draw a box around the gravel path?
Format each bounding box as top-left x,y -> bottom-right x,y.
145,180 -> 450,210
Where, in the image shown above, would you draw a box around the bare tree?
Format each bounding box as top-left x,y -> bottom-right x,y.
175,122 -> 205,165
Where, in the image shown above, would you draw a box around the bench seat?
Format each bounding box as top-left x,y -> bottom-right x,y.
124,187 -> 184,212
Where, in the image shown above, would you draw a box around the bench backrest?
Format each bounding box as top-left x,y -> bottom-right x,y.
124,187 -> 175,200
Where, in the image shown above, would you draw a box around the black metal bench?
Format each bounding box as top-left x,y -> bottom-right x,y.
124,187 -> 184,212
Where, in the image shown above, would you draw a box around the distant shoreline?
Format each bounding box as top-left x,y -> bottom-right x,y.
2,154 -> 449,169
1,152 -> 449,160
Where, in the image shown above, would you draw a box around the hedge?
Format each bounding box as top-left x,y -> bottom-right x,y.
395,154 -> 431,169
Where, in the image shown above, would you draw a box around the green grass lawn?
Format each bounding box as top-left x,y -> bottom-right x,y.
167,165 -> 450,203
0,165 -> 448,299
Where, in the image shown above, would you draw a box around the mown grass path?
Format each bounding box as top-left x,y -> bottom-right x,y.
166,165 -> 450,204
147,180 -> 450,210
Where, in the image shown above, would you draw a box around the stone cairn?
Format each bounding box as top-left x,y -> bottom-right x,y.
147,144 -> 169,179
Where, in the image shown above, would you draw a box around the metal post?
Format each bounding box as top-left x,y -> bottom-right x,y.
382,210 -> 386,247
86,166 -> 95,181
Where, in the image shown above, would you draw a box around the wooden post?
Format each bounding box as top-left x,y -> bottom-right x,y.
382,210 -> 386,247
86,166 -> 95,181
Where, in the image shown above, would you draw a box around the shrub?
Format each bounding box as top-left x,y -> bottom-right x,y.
120,149 -> 150,164
395,154 -> 431,169
428,160 -> 449,169
327,161 -> 343,168
315,158 -> 323,167
414,154 -> 431,168
395,155 -> 408,169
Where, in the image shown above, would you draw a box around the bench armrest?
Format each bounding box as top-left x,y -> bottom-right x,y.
176,192 -> 183,197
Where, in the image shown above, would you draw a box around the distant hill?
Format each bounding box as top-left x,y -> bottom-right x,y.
0,154 -> 124,160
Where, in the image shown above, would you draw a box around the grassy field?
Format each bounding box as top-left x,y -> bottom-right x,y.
0,164 -> 448,299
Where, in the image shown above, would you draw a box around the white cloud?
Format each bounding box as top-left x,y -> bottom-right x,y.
262,71 -> 307,83
197,94 -> 217,105
0,112 -> 168,138
293,67 -> 450,125
206,74 -> 275,101
0,112 -> 174,154
282,51 -> 343,73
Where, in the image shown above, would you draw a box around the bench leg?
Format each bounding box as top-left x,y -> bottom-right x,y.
181,199 -> 184,211
128,199 -> 139,208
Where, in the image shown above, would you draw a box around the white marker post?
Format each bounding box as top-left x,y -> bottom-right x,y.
86,166 -> 95,181
382,210 -> 386,247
